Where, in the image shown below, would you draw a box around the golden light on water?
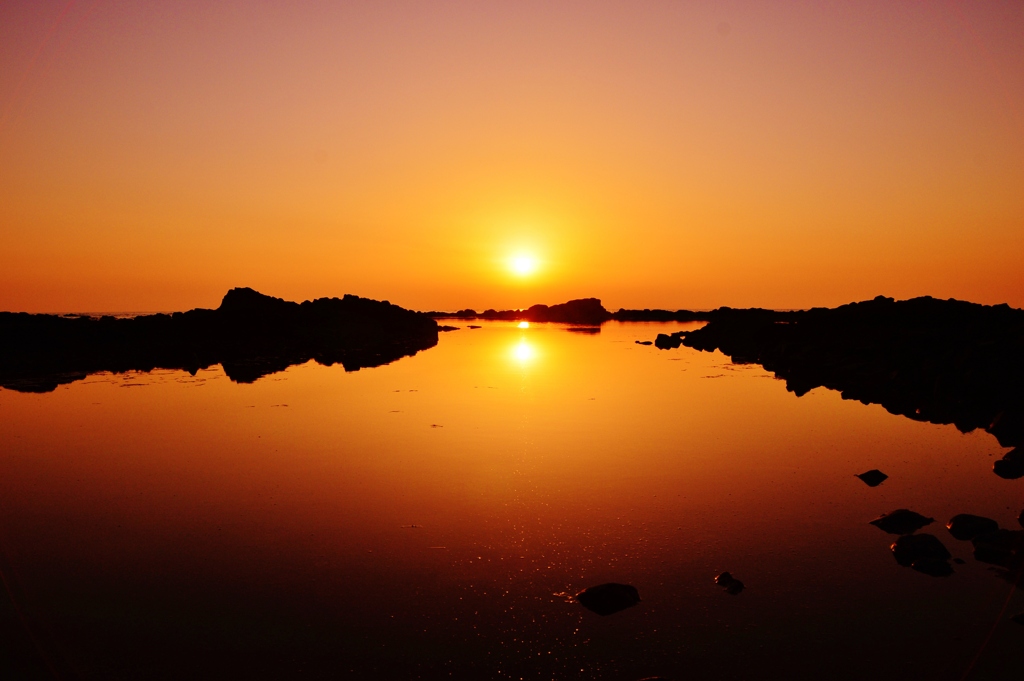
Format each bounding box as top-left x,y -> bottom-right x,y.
517,321 -> 530,329
511,338 -> 536,365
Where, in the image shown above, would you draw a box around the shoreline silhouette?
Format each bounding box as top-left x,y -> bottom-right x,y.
657,295 -> 1024,449
4,288 -> 1022,455
0,287 -> 439,393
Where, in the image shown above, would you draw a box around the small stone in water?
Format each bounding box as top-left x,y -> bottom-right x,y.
891,533 -> 953,576
947,514 -> 999,541
870,509 -> 935,535
715,572 -> 745,595
576,583 -> 641,616
855,469 -> 888,487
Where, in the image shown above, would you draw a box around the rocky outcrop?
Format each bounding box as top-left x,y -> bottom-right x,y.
428,300 -> 718,325
672,296 -> 1024,449
429,298 -> 613,325
0,288 -> 439,392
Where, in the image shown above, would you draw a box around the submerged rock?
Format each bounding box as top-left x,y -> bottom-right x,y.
855,469 -> 888,487
947,514 -> 1000,541
575,583 -> 641,616
994,448 -> 1024,480
715,572 -> 745,595
870,509 -> 935,535
635,340 -> 653,345
891,534 -> 953,576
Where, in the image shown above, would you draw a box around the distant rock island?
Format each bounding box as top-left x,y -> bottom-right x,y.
428,299 -> 710,326
0,288 -> 439,393
657,296 -> 1024,449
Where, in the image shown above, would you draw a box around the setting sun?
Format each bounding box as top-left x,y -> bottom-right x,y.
509,255 -> 538,277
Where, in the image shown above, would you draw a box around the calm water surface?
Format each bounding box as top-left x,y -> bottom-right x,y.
0,322 -> 1021,680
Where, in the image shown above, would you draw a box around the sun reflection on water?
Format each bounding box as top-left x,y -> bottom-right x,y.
511,338 -> 537,365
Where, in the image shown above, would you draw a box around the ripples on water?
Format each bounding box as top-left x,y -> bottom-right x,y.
0,322 -> 1020,679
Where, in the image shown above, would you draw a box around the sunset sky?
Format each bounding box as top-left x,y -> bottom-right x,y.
1,1 -> 1021,313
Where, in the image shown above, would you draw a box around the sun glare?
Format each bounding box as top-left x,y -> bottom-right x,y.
509,254 -> 538,277
517,321 -> 530,329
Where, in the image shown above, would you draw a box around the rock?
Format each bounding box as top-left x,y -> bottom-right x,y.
855,469 -> 888,487
870,509 -> 935,535
467,325 -> 481,329
676,297 -> 1024,451
654,333 -> 683,350
891,534 -> 953,576
910,556 -> 955,577
993,448 -> 1024,480
575,583 -> 641,615
635,340 -> 653,345
947,514 -> 1000,541
715,572 -> 745,595
0,288 -> 441,391
971,529 -> 1024,567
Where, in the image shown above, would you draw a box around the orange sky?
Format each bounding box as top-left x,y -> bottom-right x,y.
1,1 -> 1022,313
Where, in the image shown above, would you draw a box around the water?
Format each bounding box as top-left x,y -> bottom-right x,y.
0,321 -> 1021,680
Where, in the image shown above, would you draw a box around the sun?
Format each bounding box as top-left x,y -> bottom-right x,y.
509,254 -> 538,277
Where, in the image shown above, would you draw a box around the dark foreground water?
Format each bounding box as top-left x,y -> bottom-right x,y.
0,321 -> 1021,680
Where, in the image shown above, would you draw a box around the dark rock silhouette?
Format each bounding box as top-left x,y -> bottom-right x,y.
715,572 -> 744,595
946,514 -> 1000,541
575,583 -> 641,616
870,510 -> 935,535
429,298 -> 612,325
430,302 -> 713,324
611,308 -> 710,322
673,296 -> 1024,450
891,534 -> 953,576
971,529 -> 1024,567
635,340 -> 653,345
993,448 -> 1024,479
0,288 -> 439,392
654,333 -> 683,349
856,470 -> 888,487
